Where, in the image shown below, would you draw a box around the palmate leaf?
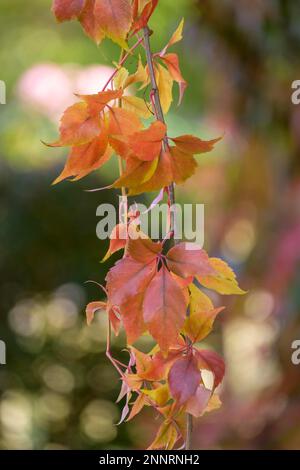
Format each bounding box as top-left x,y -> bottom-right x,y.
106,239 -> 220,350
143,265 -> 188,353
52,0 -> 133,47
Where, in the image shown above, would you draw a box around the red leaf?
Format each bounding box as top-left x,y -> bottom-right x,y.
101,223 -> 128,262
120,293 -> 147,345
106,257 -> 156,306
166,242 -> 215,279
168,354 -> 201,405
131,0 -> 159,34
143,265 -> 187,353
52,0 -> 85,22
195,349 -> 225,390
86,301 -> 106,325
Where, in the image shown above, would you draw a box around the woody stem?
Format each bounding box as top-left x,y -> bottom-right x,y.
142,25 -> 193,451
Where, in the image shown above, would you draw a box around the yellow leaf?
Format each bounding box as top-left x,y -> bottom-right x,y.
113,67 -> 129,89
122,95 -> 152,119
142,384 -> 170,407
162,18 -> 184,54
183,306 -> 224,343
198,258 -> 246,295
155,64 -> 173,114
125,55 -> 149,89
189,283 -> 214,314
148,420 -> 179,450
204,393 -> 222,415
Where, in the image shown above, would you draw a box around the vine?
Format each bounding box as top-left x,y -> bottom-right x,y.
48,0 -> 245,450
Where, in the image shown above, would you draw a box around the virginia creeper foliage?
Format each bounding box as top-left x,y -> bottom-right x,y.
49,0 -> 245,449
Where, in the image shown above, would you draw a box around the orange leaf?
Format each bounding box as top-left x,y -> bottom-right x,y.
101,223 -> 128,262
106,257 -> 156,306
79,0 -> 105,44
108,107 -> 143,136
127,121 -> 167,161
127,393 -> 148,421
47,102 -> 101,147
113,157 -> 158,189
131,0 -> 159,35
161,53 -> 187,105
171,134 -> 221,155
93,0 -> 133,48
143,265 -> 187,353
79,89 -> 123,115
52,132 -> 112,184
125,147 -> 197,195
166,242 -> 215,278
127,237 -> 163,264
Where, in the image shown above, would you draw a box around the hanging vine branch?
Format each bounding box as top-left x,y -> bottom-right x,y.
48,0 -> 246,450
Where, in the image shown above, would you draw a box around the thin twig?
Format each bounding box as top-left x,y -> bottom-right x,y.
142,25 -> 193,451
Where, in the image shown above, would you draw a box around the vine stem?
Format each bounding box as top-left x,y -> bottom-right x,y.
142,26 -> 193,451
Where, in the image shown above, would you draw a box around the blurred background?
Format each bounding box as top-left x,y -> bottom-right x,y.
1,0 -> 300,450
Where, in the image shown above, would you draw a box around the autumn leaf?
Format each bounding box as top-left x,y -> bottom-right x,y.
185,385 -> 212,418
124,146 -> 197,195
142,384 -> 170,407
52,0 -> 85,22
131,0 -> 159,35
112,158 -> 159,189
120,293 -> 147,345
155,63 -> 173,114
101,223 -> 128,262
108,107 -> 143,136
106,256 -> 156,306
160,53 -> 187,105
148,420 -> 179,450
127,236 -> 162,264
170,134 -> 222,155
127,393 -> 148,421
86,300 -> 106,326
46,102 -> 101,147
168,353 -> 201,405
183,306 -> 225,343
127,121 -> 167,161
198,257 -> 246,295
143,265 -> 187,353
79,89 -> 123,115
53,133 -> 112,184
195,349 -> 225,390
93,0 -> 133,48
189,283 -> 214,313
159,18 -> 184,57
86,300 -> 120,335
166,242 -> 215,279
